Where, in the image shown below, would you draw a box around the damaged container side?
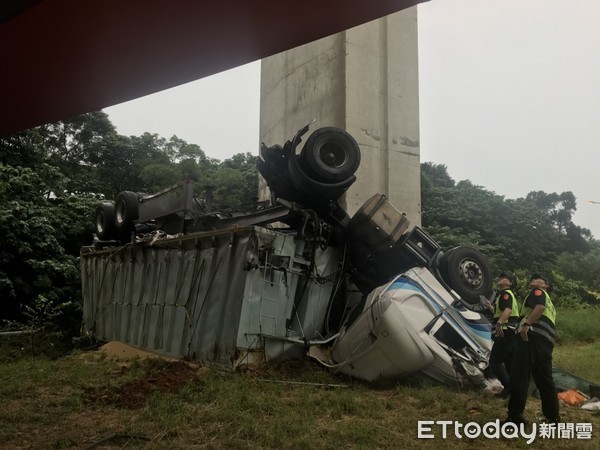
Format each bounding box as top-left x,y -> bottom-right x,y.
236,230 -> 340,364
81,226 -> 340,368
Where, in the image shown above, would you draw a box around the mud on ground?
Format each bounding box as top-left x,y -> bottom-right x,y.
83,342 -> 203,409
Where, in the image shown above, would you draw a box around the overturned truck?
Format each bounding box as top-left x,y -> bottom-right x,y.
82,124 -> 493,386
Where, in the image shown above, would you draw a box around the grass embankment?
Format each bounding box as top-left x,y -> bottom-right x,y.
556,307 -> 600,344
553,307 -> 600,388
0,309 -> 599,449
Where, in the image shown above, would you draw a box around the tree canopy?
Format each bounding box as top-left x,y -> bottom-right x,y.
421,162 -> 599,306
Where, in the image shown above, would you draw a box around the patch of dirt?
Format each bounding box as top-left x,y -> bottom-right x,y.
98,341 -> 178,360
84,360 -> 201,409
238,355 -> 326,379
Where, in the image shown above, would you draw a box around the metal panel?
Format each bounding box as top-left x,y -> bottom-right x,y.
235,229 -> 340,360
82,228 -> 255,367
82,226 -> 341,367
137,180 -> 194,222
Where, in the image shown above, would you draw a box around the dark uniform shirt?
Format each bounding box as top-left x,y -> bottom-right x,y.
523,288 -> 556,343
497,291 -> 512,313
495,289 -> 519,326
524,288 -> 546,310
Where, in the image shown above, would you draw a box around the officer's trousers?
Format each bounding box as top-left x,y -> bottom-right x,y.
507,332 -> 560,421
490,330 -> 516,389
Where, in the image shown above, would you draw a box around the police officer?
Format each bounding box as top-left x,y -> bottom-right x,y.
489,273 -> 519,397
504,273 -> 559,424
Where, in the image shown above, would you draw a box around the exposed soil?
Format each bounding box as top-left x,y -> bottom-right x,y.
90,343 -> 326,409
84,342 -> 202,409
237,355 -> 327,379
97,341 -> 178,360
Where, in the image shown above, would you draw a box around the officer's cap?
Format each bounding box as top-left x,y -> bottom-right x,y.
531,273 -> 552,292
499,272 -> 517,289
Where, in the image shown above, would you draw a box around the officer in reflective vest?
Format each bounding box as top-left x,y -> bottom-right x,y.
489,273 -> 519,396
504,273 -> 559,424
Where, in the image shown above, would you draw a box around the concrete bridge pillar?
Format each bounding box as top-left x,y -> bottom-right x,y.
259,7 -> 421,224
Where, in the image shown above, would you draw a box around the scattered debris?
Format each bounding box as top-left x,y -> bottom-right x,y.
558,389 -> 588,407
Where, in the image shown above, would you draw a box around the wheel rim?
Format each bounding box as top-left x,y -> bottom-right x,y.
319,142 -> 347,168
458,258 -> 483,288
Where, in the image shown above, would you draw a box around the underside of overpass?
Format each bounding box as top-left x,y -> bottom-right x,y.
0,0 -> 425,135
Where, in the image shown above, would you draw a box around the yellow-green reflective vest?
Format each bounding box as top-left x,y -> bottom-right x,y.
493,289 -> 519,329
520,289 -> 557,344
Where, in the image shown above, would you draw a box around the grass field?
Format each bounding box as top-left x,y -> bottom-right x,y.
556,307 -> 600,344
1,337 -> 599,449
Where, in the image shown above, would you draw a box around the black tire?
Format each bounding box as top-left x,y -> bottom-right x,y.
437,248 -> 455,282
288,150 -> 356,201
114,191 -> 139,233
94,202 -> 116,240
300,127 -> 361,182
442,246 -> 492,304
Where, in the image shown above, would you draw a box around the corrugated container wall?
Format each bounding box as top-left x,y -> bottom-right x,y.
81,227 -> 341,368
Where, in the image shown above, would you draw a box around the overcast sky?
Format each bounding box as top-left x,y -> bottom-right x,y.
104,0 -> 600,238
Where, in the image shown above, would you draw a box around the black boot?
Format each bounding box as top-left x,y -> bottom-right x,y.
500,414 -> 527,426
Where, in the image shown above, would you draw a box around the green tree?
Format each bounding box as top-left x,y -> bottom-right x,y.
220,152 -> 258,204
139,163 -> 180,193
93,134 -> 155,197
40,111 -> 117,195
0,128 -> 46,169
0,165 -> 91,322
525,191 -> 590,252
421,163 -> 579,272
556,242 -> 600,293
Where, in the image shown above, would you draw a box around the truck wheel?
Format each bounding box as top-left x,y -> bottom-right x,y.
114,191 -> 139,233
287,150 -> 356,201
94,202 -> 116,240
301,127 -> 361,182
441,246 -> 492,304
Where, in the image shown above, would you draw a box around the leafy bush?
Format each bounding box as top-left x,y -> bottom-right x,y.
0,295 -> 82,361
549,271 -> 600,307
0,164 -> 94,324
493,268 -> 600,310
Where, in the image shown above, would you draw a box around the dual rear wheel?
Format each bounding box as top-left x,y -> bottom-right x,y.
94,191 -> 139,241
